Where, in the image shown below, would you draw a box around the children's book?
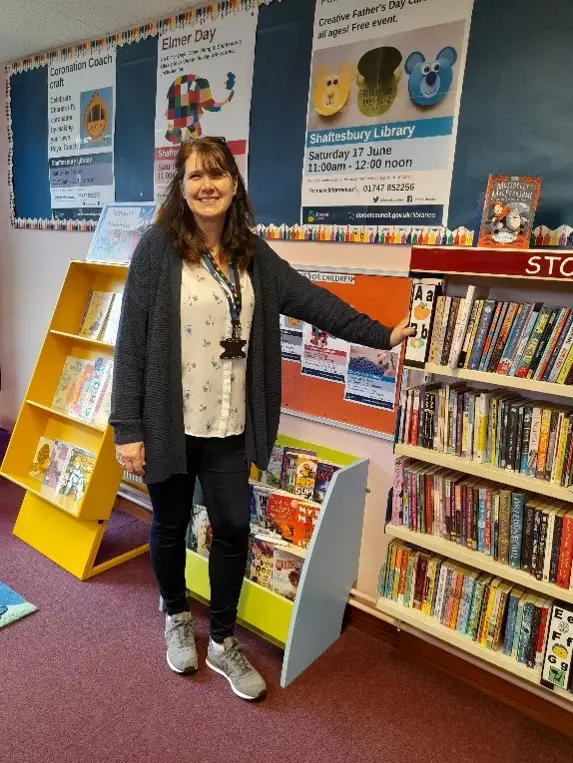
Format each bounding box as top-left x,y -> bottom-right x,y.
260,444 -> 285,488
41,440 -> 73,493
477,175 -> 541,249
272,546 -> 305,601
55,447 -> 96,506
249,534 -> 278,590
29,437 -> 56,482
78,291 -> 115,338
100,293 -> 123,344
313,461 -> 340,504
87,204 -> 156,264
404,279 -> 442,369
52,356 -> 90,413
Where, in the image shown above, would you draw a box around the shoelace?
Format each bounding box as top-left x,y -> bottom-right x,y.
172,619 -> 195,649
226,642 -> 252,678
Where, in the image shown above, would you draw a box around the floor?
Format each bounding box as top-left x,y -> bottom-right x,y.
2,476 -> 573,763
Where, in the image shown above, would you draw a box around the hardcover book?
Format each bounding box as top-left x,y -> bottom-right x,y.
477,175 -> 541,249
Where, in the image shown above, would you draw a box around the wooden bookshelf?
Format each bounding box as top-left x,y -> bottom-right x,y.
394,443 -> 573,504
386,524 -> 573,605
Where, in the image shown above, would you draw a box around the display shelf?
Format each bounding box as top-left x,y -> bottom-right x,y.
386,524 -> 573,605
25,399 -> 105,433
376,597 -> 548,688
406,362 -> 573,400
50,330 -> 115,350
0,260 -> 142,578
186,550 -> 294,648
187,433 -> 369,688
394,443 -> 573,504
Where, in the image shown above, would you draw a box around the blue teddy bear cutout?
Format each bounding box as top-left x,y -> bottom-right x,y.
404,46 -> 457,106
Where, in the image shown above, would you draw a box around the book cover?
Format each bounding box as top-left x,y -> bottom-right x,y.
100,293 -> 124,344
515,307 -> 552,378
509,302 -> 544,377
78,291 -> 115,339
479,301 -> 507,372
541,602 -> 573,689
497,302 -> 532,375
55,447 -> 96,506
427,296 -> 446,365
291,454 -> 318,502
87,203 -> 156,263
249,534 -> 277,589
28,437 -> 56,482
527,307 -> 561,379
271,546 -> 305,601
477,174 -> 541,249
467,300 -> 497,371
52,356 -> 90,413
41,439 -> 73,493
261,444 -> 285,489
312,461 -> 339,505
280,448 -> 317,493
404,279 -> 442,369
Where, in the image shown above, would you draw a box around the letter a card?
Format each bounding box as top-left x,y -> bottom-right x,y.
404,278 -> 442,368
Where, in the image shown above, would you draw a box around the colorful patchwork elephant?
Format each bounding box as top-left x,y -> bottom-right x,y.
165,72 -> 236,144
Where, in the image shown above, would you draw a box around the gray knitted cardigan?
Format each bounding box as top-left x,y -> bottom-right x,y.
110,225 -> 392,484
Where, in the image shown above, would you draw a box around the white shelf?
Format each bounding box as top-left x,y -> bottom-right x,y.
408,362 -> 573,401
394,443 -> 573,505
376,597 -> 547,689
386,524 -> 573,604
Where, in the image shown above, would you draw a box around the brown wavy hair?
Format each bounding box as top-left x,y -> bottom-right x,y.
155,137 -> 255,268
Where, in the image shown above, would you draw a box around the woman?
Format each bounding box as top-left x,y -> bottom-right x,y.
110,137 -> 413,702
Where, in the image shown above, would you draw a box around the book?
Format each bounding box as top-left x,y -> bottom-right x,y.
541,602 -> 573,689
100,293 -> 124,344
404,279 -> 442,369
313,461 -> 340,504
87,203 -> 156,263
477,174 -> 541,249
271,545 -> 305,600
78,291 -> 115,339
249,534 -> 277,589
55,446 -> 96,506
29,437 -> 56,482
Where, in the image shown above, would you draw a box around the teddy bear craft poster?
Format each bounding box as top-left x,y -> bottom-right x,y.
301,0 -> 475,231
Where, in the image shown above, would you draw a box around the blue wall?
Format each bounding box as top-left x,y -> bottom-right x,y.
9,0 -> 573,228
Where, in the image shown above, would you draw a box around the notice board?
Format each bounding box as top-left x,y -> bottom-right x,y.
281,268 -> 411,438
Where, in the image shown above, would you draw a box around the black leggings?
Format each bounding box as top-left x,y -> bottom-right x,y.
147,434 -> 250,642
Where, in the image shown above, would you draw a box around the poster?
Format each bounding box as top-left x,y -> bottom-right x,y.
344,345 -> 399,410
301,324 -> 349,383
154,3 -> 258,203
87,204 -> 156,263
280,316 -> 304,362
281,270 -> 411,437
301,0 -> 474,227
48,45 -> 116,219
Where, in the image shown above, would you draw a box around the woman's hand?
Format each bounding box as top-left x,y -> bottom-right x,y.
115,442 -> 146,476
389,316 -> 416,348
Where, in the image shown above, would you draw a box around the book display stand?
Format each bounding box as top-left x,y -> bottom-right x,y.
0,261 -> 147,580
186,435 -> 369,688
377,245 -> 573,709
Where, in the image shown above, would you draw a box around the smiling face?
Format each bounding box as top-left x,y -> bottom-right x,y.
182,150 -> 237,224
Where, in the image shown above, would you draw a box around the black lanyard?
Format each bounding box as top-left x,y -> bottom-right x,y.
202,251 -> 243,339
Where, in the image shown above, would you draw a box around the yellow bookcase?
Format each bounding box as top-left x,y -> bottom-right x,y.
1,260 -> 149,580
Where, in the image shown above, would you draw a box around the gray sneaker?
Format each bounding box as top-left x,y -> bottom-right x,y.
206,637 -> 266,700
165,612 -> 198,674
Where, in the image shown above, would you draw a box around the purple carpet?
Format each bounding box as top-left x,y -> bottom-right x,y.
1,475 -> 573,763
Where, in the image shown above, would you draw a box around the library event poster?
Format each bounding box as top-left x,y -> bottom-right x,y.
281,270 -> 411,437
301,0 -> 474,228
47,45 -> 116,220
153,3 -> 258,202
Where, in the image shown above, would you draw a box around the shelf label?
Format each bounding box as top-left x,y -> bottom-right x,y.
411,247 -> 573,280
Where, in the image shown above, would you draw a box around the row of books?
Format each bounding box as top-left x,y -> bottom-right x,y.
186,504 -> 305,602
253,443 -> 340,505
397,382 -> 573,488
29,436 -> 96,507
52,355 -> 113,428
426,285 -> 573,384
78,290 -> 123,345
392,458 -> 573,589
379,541 -> 553,673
